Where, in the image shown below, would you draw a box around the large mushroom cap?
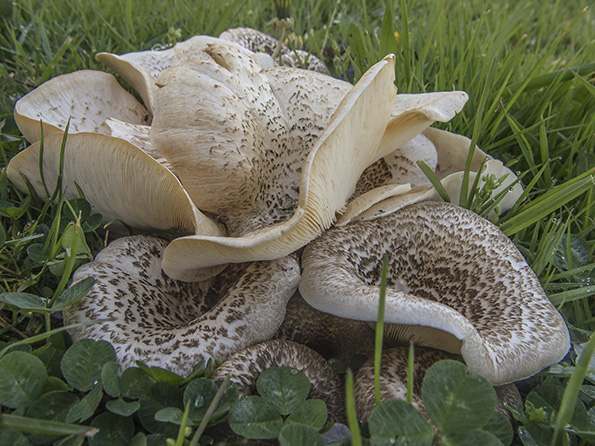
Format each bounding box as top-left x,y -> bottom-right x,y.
299,201 -> 570,385
155,50 -> 397,281
6,132 -> 221,236
14,70 -> 150,143
65,236 -> 300,377
96,34 -> 274,112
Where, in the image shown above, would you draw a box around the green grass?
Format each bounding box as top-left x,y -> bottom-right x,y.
1,0 -> 594,444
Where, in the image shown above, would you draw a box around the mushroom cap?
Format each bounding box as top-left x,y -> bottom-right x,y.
354,346 -> 520,423
64,236 -> 300,377
375,91 -> 469,160
14,70 -> 150,143
96,34 -> 274,112
156,49 -> 397,281
212,339 -> 345,423
274,291 -> 375,363
6,132 -> 222,236
339,127 -> 523,225
299,201 -> 570,385
220,27 -> 328,73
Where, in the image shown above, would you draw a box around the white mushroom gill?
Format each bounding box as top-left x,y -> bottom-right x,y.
14,70 -> 151,143
338,127 -> 523,226
64,236 -> 300,377
299,201 -> 570,386
6,132 -> 222,237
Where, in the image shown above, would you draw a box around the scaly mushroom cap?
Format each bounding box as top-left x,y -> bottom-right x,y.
155,48 -> 397,281
153,44 -> 470,281
354,346 -> 521,423
96,34 -> 274,112
212,339 -> 345,423
219,27 -> 328,73
339,127 -> 523,225
14,70 -> 151,143
64,236 -> 300,377
6,132 -> 222,237
274,291 -> 375,363
300,201 -> 570,385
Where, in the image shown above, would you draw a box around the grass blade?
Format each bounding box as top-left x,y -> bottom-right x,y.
345,369 -> 361,446
499,169 -> 595,236
0,414 -> 98,437
374,258 -> 389,406
551,334 -> 595,445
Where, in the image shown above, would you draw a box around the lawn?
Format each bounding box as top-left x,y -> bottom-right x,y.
0,0 -> 594,445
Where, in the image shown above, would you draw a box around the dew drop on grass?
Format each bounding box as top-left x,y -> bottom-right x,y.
194,395 -> 205,408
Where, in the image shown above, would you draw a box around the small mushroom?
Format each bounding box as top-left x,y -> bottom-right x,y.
274,291 -> 375,364
14,70 -> 151,143
354,346 -> 521,423
219,27 -> 328,73
212,339 -> 345,423
64,236 -> 300,376
299,201 -> 570,385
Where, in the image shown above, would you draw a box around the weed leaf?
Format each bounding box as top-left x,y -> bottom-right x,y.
440,429 -> 502,446
183,377 -> 238,424
0,351 -> 48,409
52,277 -> 96,311
279,423 -> 324,446
256,366 -> 310,415
421,360 -> 496,434
286,399 -> 327,430
0,292 -> 48,312
120,367 -> 152,399
65,384 -> 103,423
105,399 -> 141,417
60,339 -> 116,392
229,396 -> 284,439
368,399 -> 433,444
101,361 -> 121,398
136,360 -> 185,386
137,382 -> 183,436
89,412 -> 134,446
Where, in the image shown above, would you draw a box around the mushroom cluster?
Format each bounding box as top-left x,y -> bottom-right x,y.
8,28 -> 569,425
